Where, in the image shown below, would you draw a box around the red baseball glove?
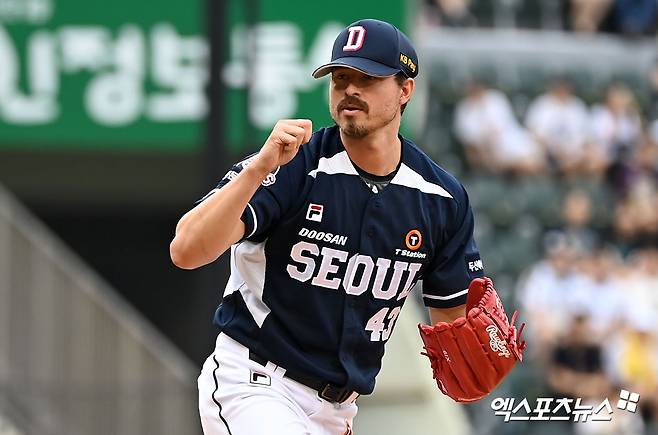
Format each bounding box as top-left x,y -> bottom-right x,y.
418,277 -> 525,403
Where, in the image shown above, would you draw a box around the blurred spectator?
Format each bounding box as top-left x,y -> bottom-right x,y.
605,0 -> 658,36
424,0 -> 477,27
525,78 -> 603,176
560,189 -> 598,252
609,134 -> 658,255
624,249 -> 658,323
613,198 -> 656,253
607,310 -> 658,431
618,320 -> 658,396
516,231 -> 582,358
547,313 -> 610,400
609,133 -> 658,197
570,246 -> 624,339
569,0 -> 657,35
569,0 -> 613,32
454,79 -> 546,175
648,59 -> 658,127
612,157 -> 658,252
589,83 -> 642,172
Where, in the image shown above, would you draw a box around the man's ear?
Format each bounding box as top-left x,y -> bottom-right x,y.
400,78 -> 415,105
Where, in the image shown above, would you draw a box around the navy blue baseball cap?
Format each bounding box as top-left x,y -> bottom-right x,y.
312,19 -> 419,79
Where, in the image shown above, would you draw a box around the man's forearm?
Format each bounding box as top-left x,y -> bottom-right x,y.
171,119 -> 312,269
170,164 -> 270,269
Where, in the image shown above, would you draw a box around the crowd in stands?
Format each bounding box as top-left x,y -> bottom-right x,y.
417,3 -> 658,431
447,47 -> 658,435
450,68 -> 658,434
424,0 -> 658,35
454,76 -> 647,181
454,70 -> 658,249
517,231 -> 658,433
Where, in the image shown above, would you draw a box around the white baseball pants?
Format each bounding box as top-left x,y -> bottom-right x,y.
198,333 -> 358,435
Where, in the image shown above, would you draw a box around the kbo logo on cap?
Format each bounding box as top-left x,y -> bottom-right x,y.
343,26 -> 366,52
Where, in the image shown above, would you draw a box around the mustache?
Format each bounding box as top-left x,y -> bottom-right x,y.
337,96 -> 369,113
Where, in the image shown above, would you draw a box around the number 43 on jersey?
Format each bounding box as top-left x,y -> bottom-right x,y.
365,306 -> 402,341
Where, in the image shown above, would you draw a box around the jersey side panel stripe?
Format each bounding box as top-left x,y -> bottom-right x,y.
422,288 -> 468,300
211,355 -> 234,435
231,241 -> 271,327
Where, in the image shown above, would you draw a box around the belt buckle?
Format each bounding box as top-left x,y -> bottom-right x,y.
319,383 -> 351,403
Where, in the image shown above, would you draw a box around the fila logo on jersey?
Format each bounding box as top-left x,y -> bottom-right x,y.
343,26 -> 366,52
306,203 -> 324,222
405,229 -> 422,251
286,241 -> 422,301
249,370 -> 271,386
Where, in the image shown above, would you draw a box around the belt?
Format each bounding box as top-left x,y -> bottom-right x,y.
248,350 -> 357,404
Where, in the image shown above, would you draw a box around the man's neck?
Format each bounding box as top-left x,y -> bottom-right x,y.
340,121 -> 402,176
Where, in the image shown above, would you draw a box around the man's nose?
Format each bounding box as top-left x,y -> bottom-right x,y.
344,80 -> 361,96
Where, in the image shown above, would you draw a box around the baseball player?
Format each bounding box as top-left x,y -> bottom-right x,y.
171,18 -> 525,435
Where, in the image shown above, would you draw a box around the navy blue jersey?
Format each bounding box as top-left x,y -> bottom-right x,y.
202,125 -> 484,394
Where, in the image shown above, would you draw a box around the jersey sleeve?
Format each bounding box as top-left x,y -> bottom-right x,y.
421,184 -> 484,309
197,152 -> 308,243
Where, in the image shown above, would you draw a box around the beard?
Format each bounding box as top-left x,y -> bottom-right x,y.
332,98 -> 399,139
341,119 -> 370,138
332,95 -> 371,138
334,107 -> 399,138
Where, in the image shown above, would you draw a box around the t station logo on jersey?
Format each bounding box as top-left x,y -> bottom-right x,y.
405,229 -> 422,251
396,229 -> 427,259
306,203 -> 324,222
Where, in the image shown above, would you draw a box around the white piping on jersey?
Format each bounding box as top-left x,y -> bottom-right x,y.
199,188 -> 220,203
245,203 -> 258,238
422,288 -> 468,300
308,151 -> 359,178
224,240 -> 271,327
308,151 -> 453,198
390,164 -> 453,198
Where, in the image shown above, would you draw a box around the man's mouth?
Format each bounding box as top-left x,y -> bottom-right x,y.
341,106 -> 363,114
338,99 -> 368,114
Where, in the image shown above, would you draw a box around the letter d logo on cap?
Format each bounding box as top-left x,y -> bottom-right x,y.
343,26 -> 366,52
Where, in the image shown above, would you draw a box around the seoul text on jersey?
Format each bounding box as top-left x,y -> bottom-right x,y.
286,240 -> 422,301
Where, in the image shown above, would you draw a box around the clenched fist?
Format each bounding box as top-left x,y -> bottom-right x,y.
250,119 -> 313,177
